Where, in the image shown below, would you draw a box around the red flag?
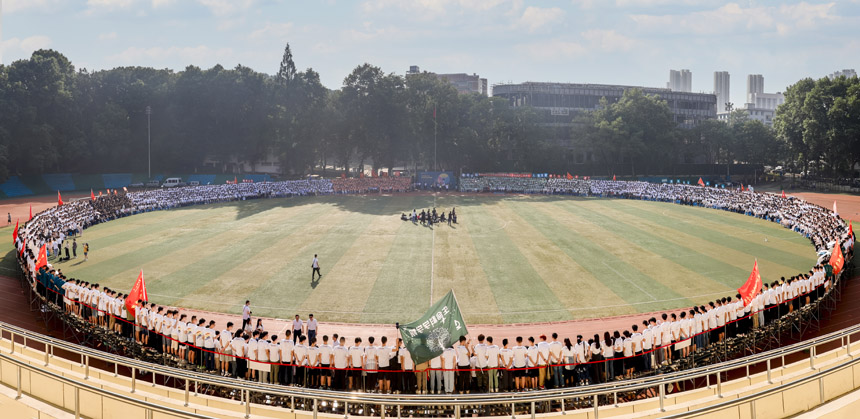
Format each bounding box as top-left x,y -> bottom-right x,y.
125,270 -> 148,317
58,191 -> 63,206
91,189 -> 96,201
234,176 -> 238,185
34,244 -> 48,271
113,189 -> 117,196
830,241 -> 844,276
849,221 -> 853,238
575,175 -> 579,179
613,174 -> 616,181
341,173 -> 346,179
738,260 -> 763,306
12,219 -> 19,243
566,172 -> 573,180
29,205 -> 32,221
697,177 -> 705,186
781,190 -> 786,198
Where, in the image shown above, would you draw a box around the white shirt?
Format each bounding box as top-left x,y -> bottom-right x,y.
279,339 -> 295,363
473,343 -> 488,368
257,340 -> 269,362
293,344 -> 308,366
333,346 -> 348,368
292,319 -> 303,331
549,340 -> 563,364
399,347 -> 414,370
377,346 -> 393,368
486,344 -> 500,368
348,346 -> 364,368
499,348 -> 513,369
242,305 -> 251,320
319,344 -> 332,365
442,348 -> 457,370
512,345 -> 527,368
312,257 -> 319,268
307,318 -> 318,331
455,345 -> 470,367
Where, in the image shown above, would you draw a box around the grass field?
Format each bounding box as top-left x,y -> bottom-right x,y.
5,194 -> 817,325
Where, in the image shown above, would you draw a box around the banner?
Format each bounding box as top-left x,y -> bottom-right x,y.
738,260 -> 762,306
418,171 -> 455,186
400,290 -> 468,365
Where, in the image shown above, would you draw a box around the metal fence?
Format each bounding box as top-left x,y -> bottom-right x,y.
2,312 -> 860,419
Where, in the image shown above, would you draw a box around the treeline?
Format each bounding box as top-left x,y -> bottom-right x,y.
774,76 -> 860,178
1,46 -> 855,182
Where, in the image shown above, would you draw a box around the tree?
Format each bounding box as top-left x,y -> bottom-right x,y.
276,43 -> 297,86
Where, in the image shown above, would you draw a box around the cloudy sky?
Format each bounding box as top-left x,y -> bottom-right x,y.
2,0 -> 859,105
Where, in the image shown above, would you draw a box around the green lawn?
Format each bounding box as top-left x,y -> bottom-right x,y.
8,195 -> 817,324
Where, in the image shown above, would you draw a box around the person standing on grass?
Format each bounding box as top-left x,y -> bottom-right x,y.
312,254 -> 322,280
83,243 -> 89,261
72,239 -> 77,259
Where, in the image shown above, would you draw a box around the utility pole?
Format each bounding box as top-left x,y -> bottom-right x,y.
434,105 -> 437,172
146,106 -> 152,179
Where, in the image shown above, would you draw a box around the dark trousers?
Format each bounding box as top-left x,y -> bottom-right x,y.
312,267 -> 321,279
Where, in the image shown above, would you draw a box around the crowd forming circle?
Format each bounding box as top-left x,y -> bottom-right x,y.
14,176 -> 855,395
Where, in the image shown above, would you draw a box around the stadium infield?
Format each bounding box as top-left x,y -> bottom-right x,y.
2,192 -> 822,325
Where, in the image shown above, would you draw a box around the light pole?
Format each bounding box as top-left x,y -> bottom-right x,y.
146,106 -> 151,180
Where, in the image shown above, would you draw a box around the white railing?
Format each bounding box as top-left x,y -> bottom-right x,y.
2,312 -> 859,418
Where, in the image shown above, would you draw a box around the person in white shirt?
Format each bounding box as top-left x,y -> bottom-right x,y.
397,340 -> 416,393
176,314 -> 188,363
245,330 -> 258,380
279,330 -> 295,386
347,338 -> 364,391
429,354 -> 443,394
548,333 -> 564,389
220,322 -> 234,376
499,338 -> 514,391
455,336 -> 471,393
292,314 -> 303,339
306,336 -> 320,388
333,337 -> 349,390
364,337 -> 379,392
311,254 -> 321,280
526,337 -> 540,389
231,333 -> 247,378
485,336 -> 500,392
292,335 -> 308,386
441,345 -> 457,394
306,314 -> 318,342
241,300 -> 251,331
472,335 -> 489,392
318,335 -> 333,389
511,336 -> 528,390
535,335 -> 551,389
376,336 -> 394,393
257,331 -> 271,383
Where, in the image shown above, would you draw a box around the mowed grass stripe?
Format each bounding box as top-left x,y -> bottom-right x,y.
508,199 -> 688,314
467,200 -> 570,324
488,200 -> 631,320
82,207 -> 209,249
242,197 -> 392,320
526,199 -> 729,305
429,201 -> 505,325
359,212 -> 435,324
296,196 -> 414,322
564,199 -> 756,288
556,199 -> 746,292
606,200 -> 814,274
111,203 -> 319,301
625,200 -> 812,259
166,205 -> 349,315
60,207 -> 237,281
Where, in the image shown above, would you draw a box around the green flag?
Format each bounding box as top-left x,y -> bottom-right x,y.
399,290 -> 468,365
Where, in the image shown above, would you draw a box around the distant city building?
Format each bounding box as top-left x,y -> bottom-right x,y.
713,71 -> 731,113
828,69 -> 857,79
406,65 -> 487,96
718,103 -> 775,127
668,69 -> 692,92
746,74 -> 764,104
749,92 -> 784,111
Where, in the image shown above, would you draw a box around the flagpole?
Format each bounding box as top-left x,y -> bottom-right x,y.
434,105 -> 437,172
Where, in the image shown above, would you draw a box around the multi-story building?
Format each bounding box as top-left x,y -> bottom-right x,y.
749,92 -> 784,111
828,69 -> 857,79
406,65 -> 487,96
668,69 -> 692,92
718,103 -> 775,127
746,74 -> 764,103
713,71 -> 731,114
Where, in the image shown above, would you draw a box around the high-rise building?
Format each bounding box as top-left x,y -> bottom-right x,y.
668,69 -> 692,92
828,69 -> 857,79
713,71 -> 730,114
746,74 -> 764,104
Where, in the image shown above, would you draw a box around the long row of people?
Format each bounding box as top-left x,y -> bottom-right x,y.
14,178 -> 854,396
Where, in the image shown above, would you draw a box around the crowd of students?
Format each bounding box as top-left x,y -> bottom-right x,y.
332,177 -> 412,194
13,177 -> 854,396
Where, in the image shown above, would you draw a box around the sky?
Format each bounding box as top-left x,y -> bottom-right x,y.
2,0 -> 859,106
